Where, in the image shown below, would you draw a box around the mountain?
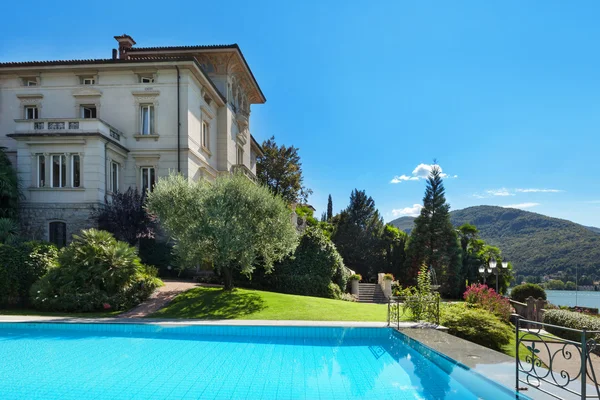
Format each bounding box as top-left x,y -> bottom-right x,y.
390,216 -> 415,233
585,225 -> 600,234
389,206 -> 600,277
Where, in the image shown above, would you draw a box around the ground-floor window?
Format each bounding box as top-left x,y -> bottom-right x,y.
141,167 -> 156,192
49,221 -> 67,248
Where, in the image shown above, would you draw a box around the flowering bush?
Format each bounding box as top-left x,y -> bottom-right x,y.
464,283 -> 511,323
349,274 -> 362,281
383,273 -> 394,281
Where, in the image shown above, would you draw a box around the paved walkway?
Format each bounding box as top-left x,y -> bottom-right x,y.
117,280 -> 200,318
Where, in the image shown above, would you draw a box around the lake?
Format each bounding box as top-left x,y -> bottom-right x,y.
545,290 -> 600,308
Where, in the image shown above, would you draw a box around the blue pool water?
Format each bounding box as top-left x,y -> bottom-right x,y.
0,323 -> 519,400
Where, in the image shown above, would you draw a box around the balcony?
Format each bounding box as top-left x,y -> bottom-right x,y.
231,164 -> 257,182
12,118 -> 125,144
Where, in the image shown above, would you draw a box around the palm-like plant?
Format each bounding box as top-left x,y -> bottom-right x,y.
0,218 -> 19,244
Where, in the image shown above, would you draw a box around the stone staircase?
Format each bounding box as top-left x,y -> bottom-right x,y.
358,283 -> 388,304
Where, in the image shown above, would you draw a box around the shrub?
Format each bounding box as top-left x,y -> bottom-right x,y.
273,227 -> 347,299
543,309 -> 600,344
464,284 -> 511,322
31,229 -> 162,312
510,283 -> 547,303
383,273 -> 394,281
0,241 -> 58,306
350,274 -> 362,281
441,303 -> 512,351
138,238 -> 176,276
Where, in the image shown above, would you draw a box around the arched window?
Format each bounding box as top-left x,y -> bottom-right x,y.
49,221 -> 67,248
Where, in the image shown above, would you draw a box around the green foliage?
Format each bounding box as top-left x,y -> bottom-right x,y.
404,165 -> 462,298
147,173 -> 298,290
256,136 -> 312,203
416,264 -> 432,295
441,303 -> 513,351
383,273 -> 394,281
543,309 -> 600,344
544,279 -> 565,290
381,224 -> 407,279
449,205 -> 600,278
0,241 -> 58,306
31,229 -> 162,312
327,194 -> 333,221
564,281 -> 576,290
138,238 -> 175,276
295,205 -> 314,218
510,283 -> 547,303
0,149 -> 20,219
273,227 -> 348,299
0,218 -> 20,244
331,189 -> 385,279
350,274 -> 362,281
94,187 -> 156,245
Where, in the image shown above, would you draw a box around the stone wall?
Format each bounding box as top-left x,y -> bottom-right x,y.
20,202 -> 100,243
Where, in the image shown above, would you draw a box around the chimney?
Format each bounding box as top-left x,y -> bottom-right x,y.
112,49 -> 118,60
113,34 -> 136,60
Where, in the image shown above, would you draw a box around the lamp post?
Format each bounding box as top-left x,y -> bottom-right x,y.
479,259 -> 508,293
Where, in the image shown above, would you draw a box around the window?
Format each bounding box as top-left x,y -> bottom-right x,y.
25,106 -> 38,120
236,146 -> 244,165
141,167 -> 155,192
201,121 -> 209,149
82,77 -> 95,85
110,161 -> 119,192
140,105 -> 154,135
80,105 -> 97,119
22,77 -> 38,86
72,155 -> 81,188
51,155 -> 66,188
49,221 -> 67,248
37,155 -> 45,187
140,76 -> 154,83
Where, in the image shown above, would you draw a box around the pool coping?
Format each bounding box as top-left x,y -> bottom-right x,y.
0,316 -> 423,328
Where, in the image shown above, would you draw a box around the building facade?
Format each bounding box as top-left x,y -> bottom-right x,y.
0,34 -> 265,245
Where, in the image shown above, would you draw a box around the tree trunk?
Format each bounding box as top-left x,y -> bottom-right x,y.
222,266 -> 234,291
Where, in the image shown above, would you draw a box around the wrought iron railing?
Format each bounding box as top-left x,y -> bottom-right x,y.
387,295 -> 440,328
516,317 -> 600,399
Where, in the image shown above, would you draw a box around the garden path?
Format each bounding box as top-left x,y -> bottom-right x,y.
118,280 -> 203,318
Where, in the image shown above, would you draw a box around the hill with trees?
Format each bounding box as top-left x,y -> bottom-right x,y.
390,206 -> 600,278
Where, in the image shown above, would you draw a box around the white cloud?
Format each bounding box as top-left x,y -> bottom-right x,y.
391,204 -> 423,217
515,188 -> 563,193
390,163 -> 456,184
486,188 -> 514,197
503,203 -> 540,209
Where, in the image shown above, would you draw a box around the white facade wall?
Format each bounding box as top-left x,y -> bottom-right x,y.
0,60 -> 263,243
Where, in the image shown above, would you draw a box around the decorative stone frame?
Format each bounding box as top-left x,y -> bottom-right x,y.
47,219 -> 67,247
132,153 -> 161,191
72,89 -> 102,119
31,152 -> 85,189
132,91 -> 160,141
105,146 -> 127,194
200,104 -> 214,156
19,74 -> 41,87
17,94 -> 43,119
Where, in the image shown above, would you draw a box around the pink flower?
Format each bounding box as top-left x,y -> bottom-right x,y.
103,303 -> 111,310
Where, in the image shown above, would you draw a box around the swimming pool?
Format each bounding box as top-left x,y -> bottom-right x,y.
0,323 -> 522,399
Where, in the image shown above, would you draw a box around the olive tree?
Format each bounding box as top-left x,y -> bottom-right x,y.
146,173 -> 298,290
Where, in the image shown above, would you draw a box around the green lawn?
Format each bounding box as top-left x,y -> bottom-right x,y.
150,287 -> 391,321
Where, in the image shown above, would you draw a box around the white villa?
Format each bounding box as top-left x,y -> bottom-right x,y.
0,34 -> 265,246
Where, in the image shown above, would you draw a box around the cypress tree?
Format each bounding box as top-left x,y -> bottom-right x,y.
404,165 -> 462,298
327,194 -> 333,221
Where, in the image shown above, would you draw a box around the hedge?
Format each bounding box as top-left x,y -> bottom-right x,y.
510,283 -> 546,303
543,309 -> 600,344
441,303 -> 513,351
0,242 -> 58,307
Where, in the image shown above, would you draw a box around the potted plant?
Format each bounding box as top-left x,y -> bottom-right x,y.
350,274 -> 361,295
383,273 -> 394,297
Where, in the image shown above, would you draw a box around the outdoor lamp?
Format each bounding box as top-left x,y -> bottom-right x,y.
489,258 -> 497,270
501,260 -> 508,269
478,266 -> 484,273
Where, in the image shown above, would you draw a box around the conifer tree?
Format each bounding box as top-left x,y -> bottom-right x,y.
404,165 -> 462,298
327,194 -> 333,221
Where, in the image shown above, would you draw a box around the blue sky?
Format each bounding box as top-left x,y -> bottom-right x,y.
2,1 -> 599,226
